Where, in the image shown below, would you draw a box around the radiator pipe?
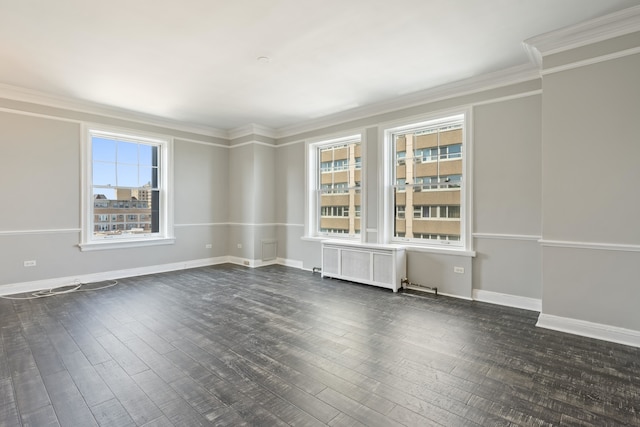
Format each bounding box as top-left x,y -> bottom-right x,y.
401,277 -> 438,295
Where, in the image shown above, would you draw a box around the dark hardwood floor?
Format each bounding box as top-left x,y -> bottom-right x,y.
1,264 -> 639,426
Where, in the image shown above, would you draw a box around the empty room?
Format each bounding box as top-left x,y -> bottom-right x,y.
1,1 -> 639,426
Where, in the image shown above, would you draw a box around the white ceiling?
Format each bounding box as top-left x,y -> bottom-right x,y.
0,0 -> 638,132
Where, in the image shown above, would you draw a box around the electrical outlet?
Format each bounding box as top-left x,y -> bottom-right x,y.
205,244 -> 212,249
237,243 -> 242,249
243,260 -> 250,266
454,266 -> 464,274
24,260 -> 37,267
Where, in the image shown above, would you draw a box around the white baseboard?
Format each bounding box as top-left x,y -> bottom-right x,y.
227,256 -> 257,268
1,256 -> 309,297
227,256 -> 304,270
0,256 -> 230,297
226,257 -> 281,268
276,257 -> 304,269
536,313 -> 640,349
439,292 -> 473,301
473,289 -> 542,312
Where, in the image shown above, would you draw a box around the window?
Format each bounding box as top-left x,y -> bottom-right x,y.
321,206 -> 350,217
80,126 -> 174,251
415,143 -> 462,162
306,134 -> 363,239
412,205 -> 460,219
383,112 -> 470,250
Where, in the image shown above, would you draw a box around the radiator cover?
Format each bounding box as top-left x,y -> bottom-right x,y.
321,240 -> 406,292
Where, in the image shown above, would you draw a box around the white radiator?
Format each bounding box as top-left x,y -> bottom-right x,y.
321,240 -> 406,292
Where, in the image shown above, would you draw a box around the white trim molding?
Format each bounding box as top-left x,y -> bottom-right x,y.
174,222 -> 228,228
0,102 -> 222,148
524,5 -> 640,57
539,239 -> 640,253
473,289 -> 542,312
0,83 -> 227,139
0,257 -> 229,297
541,46 -> 640,76
277,257 -> 304,269
174,137 -> 229,149
229,140 -> 277,149
227,256 -> 279,268
0,228 -> 81,236
228,123 -> 277,140
227,256 -> 304,269
537,313 -> 640,349
439,292 -> 473,301
471,90 -> 542,107
78,237 -> 176,252
473,233 -> 541,241
277,64 -> 539,139
0,256 -> 307,297
175,222 -> 304,228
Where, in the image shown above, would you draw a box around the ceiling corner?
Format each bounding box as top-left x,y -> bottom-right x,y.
228,123 -> 277,140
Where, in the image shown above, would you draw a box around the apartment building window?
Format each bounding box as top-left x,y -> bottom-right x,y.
415,143 -> 462,162
413,205 -> 460,219
307,133 -> 363,239
383,111 -> 470,250
321,206 -> 350,217
80,125 -> 174,251
414,205 -> 436,219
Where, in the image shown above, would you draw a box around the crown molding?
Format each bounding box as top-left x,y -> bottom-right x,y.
524,5 -> 640,57
0,61 -> 540,143
227,123 -> 277,140
0,83 -> 228,139
274,63 -> 540,139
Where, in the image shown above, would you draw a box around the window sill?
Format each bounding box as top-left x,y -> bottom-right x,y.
398,243 -> 476,257
78,237 -> 176,252
301,235 -> 362,243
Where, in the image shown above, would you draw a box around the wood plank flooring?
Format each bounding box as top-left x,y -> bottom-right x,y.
1,264 -> 639,426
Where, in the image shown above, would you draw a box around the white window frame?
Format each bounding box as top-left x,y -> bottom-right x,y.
380,109 -> 473,254
79,124 -> 175,251
305,132 -> 365,241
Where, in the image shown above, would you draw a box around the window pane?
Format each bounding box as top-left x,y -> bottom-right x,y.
117,141 -> 138,164
117,164 -> 138,188
93,138 -> 116,162
448,144 -> 462,158
138,144 -> 154,166
139,166 -> 157,188
93,162 -> 116,186
90,132 -> 164,240
392,117 -> 463,244
317,139 -> 361,236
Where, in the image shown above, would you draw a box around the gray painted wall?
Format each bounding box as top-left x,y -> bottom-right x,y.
227,142 -> 277,262
472,95 -> 542,299
541,47 -> 640,331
